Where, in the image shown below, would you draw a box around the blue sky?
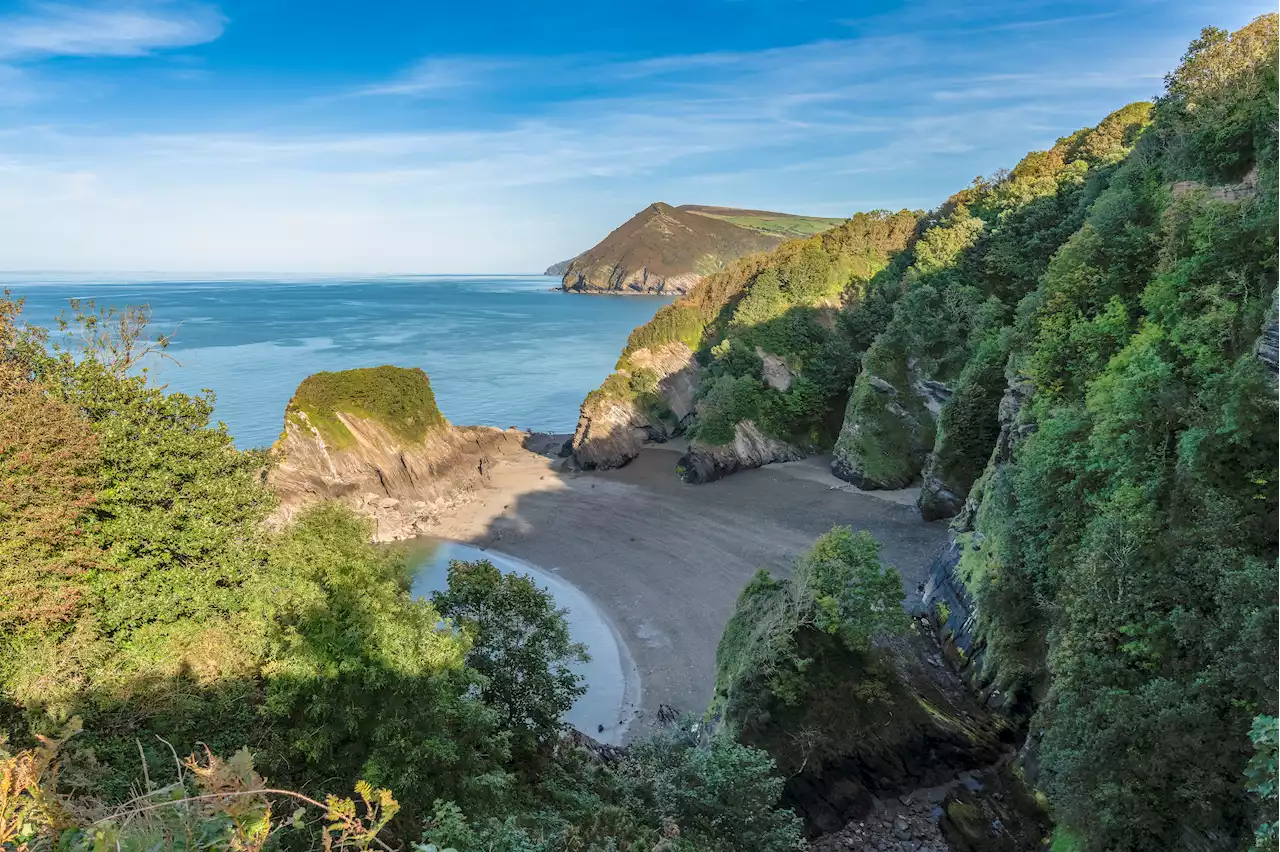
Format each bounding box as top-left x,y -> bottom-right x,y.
0,0 -> 1270,273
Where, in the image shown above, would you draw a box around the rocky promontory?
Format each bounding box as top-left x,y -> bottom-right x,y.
267,365 -> 522,541
556,203 -> 841,295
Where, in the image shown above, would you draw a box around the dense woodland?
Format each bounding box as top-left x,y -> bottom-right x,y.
2,14 -> 1277,852
587,14 -> 1279,851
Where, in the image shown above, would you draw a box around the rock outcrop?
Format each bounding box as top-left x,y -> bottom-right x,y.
921,536 -> 986,681
711,538 -> 1011,838
950,376 -> 1033,533
722,620 -> 1010,837
1170,164 -> 1258,204
831,356 -> 940,491
568,342 -> 698,469
558,203 -> 786,295
675,421 -> 804,484
267,366 -> 523,541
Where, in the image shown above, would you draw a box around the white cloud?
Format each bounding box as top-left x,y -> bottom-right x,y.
351,57 -> 509,98
0,1 -> 224,60
0,5 -> 1191,272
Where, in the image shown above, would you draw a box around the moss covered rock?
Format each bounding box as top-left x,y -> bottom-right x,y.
287,365 -> 445,449
831,335 -> 936,490
917,335 -> 1009,520
711,529 -> 1009,835
270,366 -> 521,541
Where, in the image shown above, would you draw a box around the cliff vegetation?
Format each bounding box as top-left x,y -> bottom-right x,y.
915,16 -> 1279,851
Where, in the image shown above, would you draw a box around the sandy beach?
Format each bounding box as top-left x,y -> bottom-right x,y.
428,438 -> 950,738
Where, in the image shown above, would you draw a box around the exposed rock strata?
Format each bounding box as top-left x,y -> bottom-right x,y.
569,342 -> 698,470
921,538 -> 985,681
268,408 -> 522,542
676,421 -> 805,484
1170,165 -> 1258,204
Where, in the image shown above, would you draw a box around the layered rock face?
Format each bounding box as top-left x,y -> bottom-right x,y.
675,421 -> 804,484
267,366 -> 523,541
568,342 -> 698,469
559,202 -> 783,295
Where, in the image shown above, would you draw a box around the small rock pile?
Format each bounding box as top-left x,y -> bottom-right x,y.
809,792 -> 950,852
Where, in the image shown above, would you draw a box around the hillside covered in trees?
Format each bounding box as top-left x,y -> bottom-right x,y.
569,13 -> 1279,851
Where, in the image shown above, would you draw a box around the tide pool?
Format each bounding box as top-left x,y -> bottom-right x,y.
4,273 -> 670,448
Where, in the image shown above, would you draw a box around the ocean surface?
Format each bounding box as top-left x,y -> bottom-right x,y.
5,274 -> 671,448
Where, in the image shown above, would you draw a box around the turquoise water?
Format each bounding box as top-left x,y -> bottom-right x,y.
5,274 -> 670,448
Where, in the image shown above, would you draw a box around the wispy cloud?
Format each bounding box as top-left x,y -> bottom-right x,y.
0,1 -> 224,60
350,57 -> 510,98
0,0 -> 1202,272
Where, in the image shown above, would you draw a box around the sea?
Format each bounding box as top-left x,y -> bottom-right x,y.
4,273 -> 671,448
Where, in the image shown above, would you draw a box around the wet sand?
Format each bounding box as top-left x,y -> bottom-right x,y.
429,438 -> 949,738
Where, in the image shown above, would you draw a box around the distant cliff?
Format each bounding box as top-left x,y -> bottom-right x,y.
557,202 -> 843,295
267,365 -> 522,541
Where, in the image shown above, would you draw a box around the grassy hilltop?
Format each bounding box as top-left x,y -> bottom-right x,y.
285,365 -> 446,448
558,201 -> 845,294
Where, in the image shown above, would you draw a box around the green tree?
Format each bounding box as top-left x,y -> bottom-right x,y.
431,560 -> 588,757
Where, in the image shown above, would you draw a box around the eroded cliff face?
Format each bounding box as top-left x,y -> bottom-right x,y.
268,410 -> 523,541
568,342 -> 698,469
564,267 -> 702,295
